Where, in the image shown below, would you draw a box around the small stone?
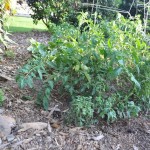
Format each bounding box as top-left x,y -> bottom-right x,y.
0,115 -> 16,138
7,134 -> 15,142
0,108 -> 4,114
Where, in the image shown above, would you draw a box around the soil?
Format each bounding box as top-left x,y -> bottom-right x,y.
0,32 -> 150,150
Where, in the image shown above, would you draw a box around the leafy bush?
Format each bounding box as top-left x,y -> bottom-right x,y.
27,0 -> 81,28
66,96 -> 94,126
95,95 -> 141,122
16,13 -> 150,124
27,0 -> 123,29
0,89 -> 4,106
66,94 -> 141,125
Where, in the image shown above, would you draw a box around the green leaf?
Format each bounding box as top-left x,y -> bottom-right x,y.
118,59 -> 124,65
38,69 -> 43,80
84,72 -> 91,82
39,48 -> 46,56
43,96 -> 49,110
107,38 -> 112,48
27,76 -> 33,88
109,67 -> 123,79
20,78 -> 25,89
48,81 -> 54,89
131,74 -> 141,89
45,88 -> 51,98
74,65 -> 80,71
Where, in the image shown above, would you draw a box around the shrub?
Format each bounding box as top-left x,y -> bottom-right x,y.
16,13 -> 150,124
66,94 -> 140,125
27,0 -> 123,29
95,94 -> 141,122
27,0 -> 81,29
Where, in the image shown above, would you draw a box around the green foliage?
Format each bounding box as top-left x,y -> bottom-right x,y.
27,0 -> 123,28
67,96 -> 94,126
67,94 -> 141,126
27,0 -> 81,29
81,0 -> 122,20
16,13 -> 150,124
0,89 -> 4,106
95,95 -> 141,122
136,59 -> 150,110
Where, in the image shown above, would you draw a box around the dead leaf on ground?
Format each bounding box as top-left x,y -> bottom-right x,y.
51,122 -> 60,129
18,122 -> 47,132
90,134 -> 104,141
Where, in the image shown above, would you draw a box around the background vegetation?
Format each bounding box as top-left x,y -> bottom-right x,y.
1,0 -> 149,126
16,12 -> 150,125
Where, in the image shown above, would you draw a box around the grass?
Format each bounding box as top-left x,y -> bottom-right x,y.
5,16 -> 47,32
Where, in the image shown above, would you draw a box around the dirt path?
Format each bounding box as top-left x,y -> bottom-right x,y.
0,32 -> 149,150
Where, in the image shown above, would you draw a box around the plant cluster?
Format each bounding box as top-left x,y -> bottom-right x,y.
16,13 -> 150,125
67,95 -> 141,126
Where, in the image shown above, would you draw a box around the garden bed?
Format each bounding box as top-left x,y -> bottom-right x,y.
0,32 -> 149,150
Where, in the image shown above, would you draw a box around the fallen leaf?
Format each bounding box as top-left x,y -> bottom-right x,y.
18,122 -> 47,132
51,123 -> 60,129
91,134 -> 104,141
